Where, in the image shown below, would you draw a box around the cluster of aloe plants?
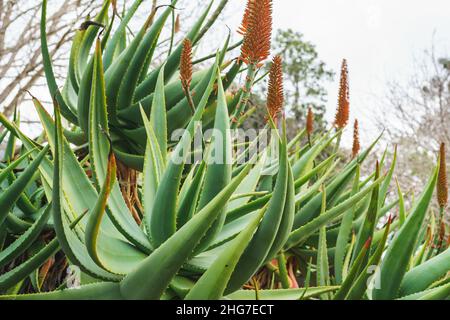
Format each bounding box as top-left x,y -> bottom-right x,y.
0,0 -> 449,300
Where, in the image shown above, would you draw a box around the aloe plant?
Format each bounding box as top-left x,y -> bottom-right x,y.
0,0 -> 448,300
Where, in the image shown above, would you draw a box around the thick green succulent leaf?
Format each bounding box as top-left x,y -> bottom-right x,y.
0,205 -> 51,269
166,35 -> 230,136
209,211 -> 259,250
5,169 -> 39,216
103,0 -> 144,69
0,282 -> 123,300
345,218 -> 391,300
227,148 -> 266,212
225,194 -> 271,223
104,11 -> 156,123
116,2 -> 177,110
294,154 -> 336,189
23,103 -> 146,276
265,160 -> 295,261
85,152 -> 117,269
396,178 -> 406,226
40,0 -> 78,124
225,157 -> 333,225
67,30 -> 85,92
352,163 -> 380,263
77,1 -> 110,73
225,287 -> 339,300
194,72 -> 232,252
333,238 -> 371,300
378,146 -> 397,208
294,161 -> 338,206
286,174 -> 385,250
334,165 -> 360,284
52,102 -> 123,281
4,214 -> 32,234
0,148 -> 36,185
399,247 -> 450,296
417,283 -> 450,300
119,161 -> 254,300
0,145 -> 49,226
291,132 -> 337,179
0,239 -> 59,292
317,189 -> 330,299
118,69 -> 208,124
398,283 -> 450,300
140,106 -> 165,222
176,162 -> 206,228
3,110 -> 18,162
185,207 -> 266,299
149,66 -> 168,163
372,163 -> 438,300
134,0 -> 213,101
0,130 -> 7,145
77,55 -> 95,133
84,40 -> 151,253
147,59 -> 219,247
89,39 -> 110,187
287,128 -> 306,151
225,125 -> 289,294
293,161 -> 359,229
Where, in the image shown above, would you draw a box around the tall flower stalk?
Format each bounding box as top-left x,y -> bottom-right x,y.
436,142 -> 448,251
437,142 -> 448,211
180,38 -> 195,113
231,0 -> 272,128
266,55 -> 284,123
333,58 -> 350,152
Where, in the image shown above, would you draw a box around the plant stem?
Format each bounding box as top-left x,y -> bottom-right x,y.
231,63 -> 257,129
182,83 -> 196,114
333,129 -> 343,155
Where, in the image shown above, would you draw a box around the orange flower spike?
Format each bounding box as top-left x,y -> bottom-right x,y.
180,39 -> 193,91
306,107 -> 314,136
437,142 -> 448,209
266,56 -> 284,122
334,59 -> 350,129
238,0 -> 254,35
239,0 -> 272,65
352,119 -> 360,158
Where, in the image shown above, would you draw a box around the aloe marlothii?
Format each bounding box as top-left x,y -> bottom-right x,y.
231,0 -> 273,127
0,71 -> 295,299
0,100 -> 447,299
0,18 -> 352,296
372,163 -> 439,299
0,0 -> 448,300
332,59 -> 350,152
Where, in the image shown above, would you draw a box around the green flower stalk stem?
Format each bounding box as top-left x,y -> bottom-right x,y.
332,130 -> 343,155
231,62 -> 257,128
